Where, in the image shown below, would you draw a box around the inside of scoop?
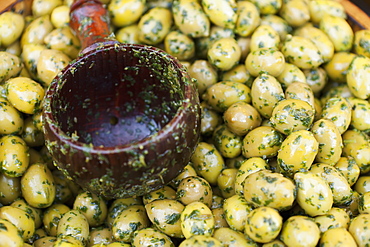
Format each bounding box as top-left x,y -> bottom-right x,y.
51,45 -> 184,147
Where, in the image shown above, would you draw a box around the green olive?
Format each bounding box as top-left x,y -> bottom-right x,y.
56,210 -> 90,245
314,207 -> 350,233
251,73 -> 285,118
112,205 -> 150,242
73,191 -> 108,227
176,176 -> 213,207
223,101 -> 262,136
145,199 -> 184,238
280,215 -> 320,247
203,81 -> 251,112
181,201 -> 215,238
310,163 -> 353,206
43,204 -> 70,236
0,135 -> 29,177
143,185 -> 176,205
244,169 -> 296,211
271,100 -> 315,135
349,213 -> 370,246
223,195 -> 253,232
245,206 -> 283,244
242,126 -> 283,159
191,142 -> 225,186
294,172 -> 333,216
319,227 -> 357,247
21,163 -> 55,208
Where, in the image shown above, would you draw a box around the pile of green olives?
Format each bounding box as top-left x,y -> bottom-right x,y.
1,0 -> 370,246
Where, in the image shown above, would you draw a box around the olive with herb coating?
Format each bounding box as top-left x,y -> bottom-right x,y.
172,0 -> 210,38
242,126 -> 283,159
277,62 -> 306,90
212,124 -> 242,159
294,171 -> 333,216
279,0 -> 310,27
0,205 -> 35,241
245,206 -> 283,243
143,185 -> 176,204
5,77 -> 45,114
21,162 -> 55,208
223,195 -> 253,232
191,142 -> 224,186
57,209 -> 90,245
106,197 -> 143,227
220,64 -> 253,86
138,7 -> 172,45
348,213 -> 370,246
285,82 -> 315,109
321,97 -> 352,134
50,5 -> 70,28
42,204 -> 70,237
214,227 -> 257,247
319,227 -> 357,247
207,37 -> 241,71
314,207 -> 350,233
354,29 -> 370,58
245,47 -> 285,78
145,199 -> 184,238
0,218 -> 24,247
88,227 -> 113,246
179,235 -> 223,247
235,1 -> 260,37
108,0 -> 145,28
294,24 -> 334,63
217,168 -> 237,198
308,0 -> 346,24
181,201 -> 215,239
243,169 -> 296,211
202,81 -> 251,112
22,116 -> 45,147
0,51 -> 23,83
115,24 -> 141,44
280,215 -> 320,247
0,12 -> 25,48
201,0 -> 236,29
320,15 -> 354,52
335,156 -> 360,187
164,30 -> 195,61
281,35 -> 324,69
20,15 -> 53,47
224,101 -> 262,136
303,67 -> 328,94
11,198 -> 42,229
73,191 -> 108,227
310,163 -> 353,206
350,98 -> 370,131
251,73 -> 285,118
176,175 -> 213,207
271,99 -> 315,135
0,135 -> 29,177
311,119 -> 342,165
112,205 -> 150,242
234,157 -> 269,196
323,52 -> 356,83
188,60 -> 218,96
43,26 -> 81,59
132,227 -> 174,247
250,25 -> 280,52
0,173 -> 21,205
347,55 -> 370,100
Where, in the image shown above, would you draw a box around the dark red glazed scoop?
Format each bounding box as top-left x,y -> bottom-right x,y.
42,0 -> 200,199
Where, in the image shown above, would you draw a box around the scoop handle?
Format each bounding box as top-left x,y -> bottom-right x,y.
70,0 -> 111,50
